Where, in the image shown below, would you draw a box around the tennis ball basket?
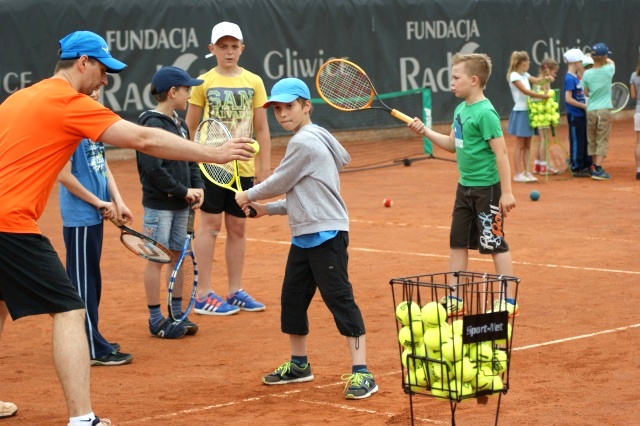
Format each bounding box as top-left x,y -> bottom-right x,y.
390,271 -> 520,426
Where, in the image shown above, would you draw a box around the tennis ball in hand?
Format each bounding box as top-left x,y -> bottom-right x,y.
530,190 -> 540,201
383,198 -> 393,207
247,139 -> 260,156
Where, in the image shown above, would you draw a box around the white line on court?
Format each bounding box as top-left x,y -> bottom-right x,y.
120,322 -> 640,424
244,236 -> 640,275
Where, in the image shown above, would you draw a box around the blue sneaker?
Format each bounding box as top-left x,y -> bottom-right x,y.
194,292 -> 240,316
149,318 -> 187,339
179,316 -> 199,335
342,371 -> 378,399
591,168 -> 611,180
227,289 -> 265,311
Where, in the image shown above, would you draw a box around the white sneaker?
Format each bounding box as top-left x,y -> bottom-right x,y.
513,172 -> 527,182
524,172 -> 538,182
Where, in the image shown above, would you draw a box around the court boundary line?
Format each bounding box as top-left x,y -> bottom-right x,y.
118,296 -> 640,425
243,236 -> 640,276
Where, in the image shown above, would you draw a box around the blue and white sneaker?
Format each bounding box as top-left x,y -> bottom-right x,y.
194,292 -> 240,316
227,289 -> 265,312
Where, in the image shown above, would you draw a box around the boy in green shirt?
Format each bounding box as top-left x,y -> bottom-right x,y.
408,53 -> 519,316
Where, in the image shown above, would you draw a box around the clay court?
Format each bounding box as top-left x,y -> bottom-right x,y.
1,116 -> 639,425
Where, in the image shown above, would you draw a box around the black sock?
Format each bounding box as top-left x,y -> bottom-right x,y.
352,364 -> 368,374
291,356 -> 308,367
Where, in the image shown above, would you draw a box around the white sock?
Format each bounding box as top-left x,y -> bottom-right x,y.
636,167 -> 640,173
68,412 -> 95,425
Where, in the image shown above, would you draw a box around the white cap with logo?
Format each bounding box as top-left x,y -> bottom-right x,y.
205,22 -> 243,58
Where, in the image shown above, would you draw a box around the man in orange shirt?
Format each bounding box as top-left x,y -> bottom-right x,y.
0,31 -> 255,426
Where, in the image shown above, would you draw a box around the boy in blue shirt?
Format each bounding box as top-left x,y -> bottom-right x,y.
563,48 -> 592,177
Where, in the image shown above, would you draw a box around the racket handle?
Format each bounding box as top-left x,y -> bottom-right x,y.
248,206 -> 257,218
391,109 -> 414,124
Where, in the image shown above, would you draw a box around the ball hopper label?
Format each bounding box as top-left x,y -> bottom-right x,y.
462,311 -> 508,344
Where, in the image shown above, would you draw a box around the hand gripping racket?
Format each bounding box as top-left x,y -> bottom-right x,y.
167,207 -> 198,322
103,211 -> 172,263
194,118 -> 257,217
611,82 -> 630,114
316,58 -> 413,123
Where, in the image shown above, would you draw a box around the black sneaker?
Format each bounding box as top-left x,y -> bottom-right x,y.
179,316 -> 199,336
149,318 -> 187,339
91,351 -> 133,366
572,168 -> 591,178
263,361 -> 314,385
636,172 -> 640,180
342,371 -> 378,399
110,342 -> 120,352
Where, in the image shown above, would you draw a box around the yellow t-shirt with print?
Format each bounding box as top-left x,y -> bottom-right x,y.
189,68 -> 267,177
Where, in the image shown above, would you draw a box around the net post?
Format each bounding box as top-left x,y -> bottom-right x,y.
421,88 -> 433,155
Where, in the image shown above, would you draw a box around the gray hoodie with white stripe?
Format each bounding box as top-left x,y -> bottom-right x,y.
247,124 -> 350,237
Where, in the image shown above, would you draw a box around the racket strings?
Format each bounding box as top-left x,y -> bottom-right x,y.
195,119 -> 237,186
611,85 -> 629,109
120,234 -> 172,263
176,254 -> 196,313
318,62 -> 374,110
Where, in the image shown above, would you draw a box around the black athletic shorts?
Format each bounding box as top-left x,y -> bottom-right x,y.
449,183 -> 510,254
200,176 -> 254,218
0,233 -> 84,320
280,231 -> 366,337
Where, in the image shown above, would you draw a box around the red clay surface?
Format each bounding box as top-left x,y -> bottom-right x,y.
1,116 -> 639,425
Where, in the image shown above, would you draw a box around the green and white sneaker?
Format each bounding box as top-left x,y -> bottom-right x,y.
263,361 -> 314,385
342,371 -> 378,399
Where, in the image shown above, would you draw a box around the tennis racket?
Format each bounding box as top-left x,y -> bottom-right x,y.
167,207 -> 198,322
611,82 -> 630,114
194,118 -> 257,217
316,58 -> 413,123
103,211 -> 172,263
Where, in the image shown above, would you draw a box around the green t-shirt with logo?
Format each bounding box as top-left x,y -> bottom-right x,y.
451,98 -> 502,187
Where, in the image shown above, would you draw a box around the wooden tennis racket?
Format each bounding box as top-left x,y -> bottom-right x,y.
316,58 -> 413,123
167,207 -> 198,322
611,82 -> 630,114
102,210 -> 172,264
194,118 -> 257,217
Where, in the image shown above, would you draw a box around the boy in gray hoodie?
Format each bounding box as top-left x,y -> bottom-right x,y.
235,78 -> 377,400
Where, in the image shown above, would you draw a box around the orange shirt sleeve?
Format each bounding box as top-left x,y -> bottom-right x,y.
0,79 -> 121,234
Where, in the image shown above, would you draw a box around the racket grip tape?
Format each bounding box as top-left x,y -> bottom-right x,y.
391,109 -> 414,124
248,206 -> 257,218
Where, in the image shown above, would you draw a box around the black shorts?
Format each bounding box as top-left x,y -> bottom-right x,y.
450,183 -> 509,254
200,175 -> 254,218
0,233 -> 85,320
280,231 -> 366,337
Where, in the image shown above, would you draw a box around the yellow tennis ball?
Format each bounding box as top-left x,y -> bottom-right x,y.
430,381 -> 450,400
441,335 -> 465,363
396,301 -> 421,326
451,319 -> 463,336
491,349 -> 508,374
454,356 -> 478,382
473,366 -> 495,391
399,326 -> 422,348
247,139 -> 260,156
421,301 -> 447,327
423,322 -> 450,351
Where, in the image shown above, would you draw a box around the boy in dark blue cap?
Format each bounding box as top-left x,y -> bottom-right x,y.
236,78 -> 378,400
582,43 -> 615,180
137,66 -> 205,339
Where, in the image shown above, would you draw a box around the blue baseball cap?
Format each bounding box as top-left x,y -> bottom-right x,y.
590,42 -> 612,56
59,31 -> 127,73
151,66 -> 203,94
263,78 -> 311,108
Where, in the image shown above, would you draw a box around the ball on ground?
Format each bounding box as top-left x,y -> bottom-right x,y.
530,190 -> 540,201
383,198 -> 393,207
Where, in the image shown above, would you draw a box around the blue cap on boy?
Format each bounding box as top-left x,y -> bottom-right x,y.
590,43 -> 612,56
151,66 -> 203,94
263,78 -> 311,108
